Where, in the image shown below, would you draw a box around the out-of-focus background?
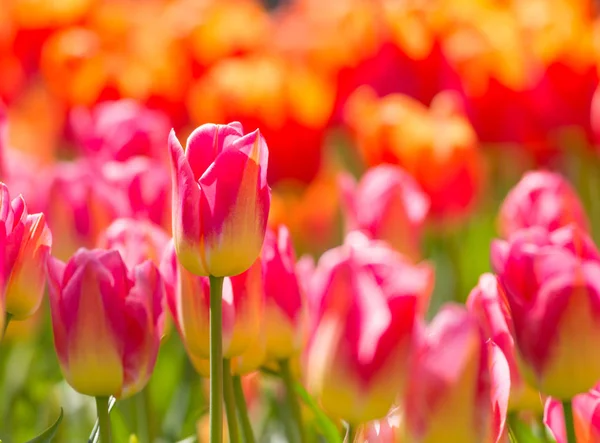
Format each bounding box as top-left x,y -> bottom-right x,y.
2,0 -> 600,441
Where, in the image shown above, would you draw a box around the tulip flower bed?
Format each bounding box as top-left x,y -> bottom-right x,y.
4,0 -> 600,443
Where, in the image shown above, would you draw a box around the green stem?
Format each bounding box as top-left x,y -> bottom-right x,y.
210,276 -> 225,443
223,359 -> 240,443
135,388 -> 151,443
95,396 -> 112,443
538,414 -> 550,443
233,375 -> 255,443
279,359 -> 305,443
2,312 -> 12,339
345,423 -> 356,443
563,400 -> 577,443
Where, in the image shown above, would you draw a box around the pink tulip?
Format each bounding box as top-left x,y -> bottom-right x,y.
403,304 -> 509,443
47,248 -> 165,398
69,99 -> 170,162
545,387 -> 600,443
467,273 -> 543,412
305,233 -> 432,424
262,226 -> 306,360
97,218 -> 170,269
0,183 -> 52,322
339,164 -> 430,260
169,122 -> 270,277
492,224 -> 600,399
498,171 -> 589,238
160,242 -> 263,363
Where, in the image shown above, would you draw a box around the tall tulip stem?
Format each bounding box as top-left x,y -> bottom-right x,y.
233,375 -> 255,443
2,312 -> 12,339
279,359 -> 305,443
223,359 -> 240,443
210,275 -> 225,443
95,396 -> 112,443
345,423 -> 357,443
563,400 -> 577,443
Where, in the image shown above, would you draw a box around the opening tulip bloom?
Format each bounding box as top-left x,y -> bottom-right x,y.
306,233 -> 433,424
169,122 -> 271,277
0,182 -> 52,321
492,224 -> 600,399
46,248 -> 165,399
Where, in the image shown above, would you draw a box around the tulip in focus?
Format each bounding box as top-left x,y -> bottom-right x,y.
339,164 -> 430,261
467,273 -> 542,412
47,248 -> 165,398
262,225 -> 306,360
492,224 -> 600,399
306,233 -> 432,424
545,387 -> 600,443
402,304 -> 509,443
498,170 -> 589,238
160,242 -> 264,365
0,182 -> 52,322
169,122 -> 270,277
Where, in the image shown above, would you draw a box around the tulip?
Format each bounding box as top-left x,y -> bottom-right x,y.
46,248 -> 165,398
466,273 -> 542,412
306,233 -> 431,424
169,122 -> 270,277
160,242 -> 263,362
262,226 -> 305,360
492,224 -> 600,399
358,408 -> 402,443
339,164 -> 430,260
545,387 -> 600,443
498,171 -> 589,238
402,304 -> 509,443
0,183 -> 52,322
98,218 -> 170,269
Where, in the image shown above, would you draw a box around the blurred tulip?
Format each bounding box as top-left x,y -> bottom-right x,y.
69,99 -> 171,163
498,171 -> 589,238
339,164 -> 430,260
98,218 -> 170,269
306,233 -> 431,424
345,87 -> 483,219
262,225 -> 305,360
403,304 -> 509,443
358,407 -> 402,443
47,248 -> 165,398
545,387 -> 600,443
0,182 -> 52,321
467,273 -> 542,412
492,225 -> 600,399
161,242 -> 263,363
169,122 -> 270,277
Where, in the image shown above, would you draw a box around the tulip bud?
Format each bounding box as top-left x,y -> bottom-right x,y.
493,225 -> 600,399
545,387 -> 600,443
306,234 -> 431,424
402,304 -> 509,443
0,183 -> 52,321
498,171 -> 589,238
467,273 -> 542,412
169,122 -> 270,277
339,164 -> 430,260
47,248 -> 165,398
161,242 -> 263,363
262,226 -> 306,360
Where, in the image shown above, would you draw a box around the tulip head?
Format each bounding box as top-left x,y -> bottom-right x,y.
47,248 -> 165,398
161,242 -> 264,361
498,171 -> 589,238
262,225 -> 306,360
493,225 -> 600,399
169,122 -> 271,277
0,183 -> 52,320
545,387 -> 600,443
339,164 -> 430,260
306,234 -> 431,424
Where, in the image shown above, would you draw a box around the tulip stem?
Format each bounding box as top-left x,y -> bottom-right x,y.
563,400 -> 577,443
223,359 -> 240,443
210,275 -> 225,443
233,375 -> 256,443
2,312 -> 12,339
345,423 -> 357,443
279,359 -> 305,443
95,396 -> 112,443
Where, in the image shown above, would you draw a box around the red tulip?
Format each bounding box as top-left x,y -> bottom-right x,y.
545,386 -> 600,443
47,248 -> 165,398
169,122 -> 270,277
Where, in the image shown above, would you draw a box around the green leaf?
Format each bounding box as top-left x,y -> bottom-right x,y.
25,408 -> 63,443
293,383 -> 342,443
